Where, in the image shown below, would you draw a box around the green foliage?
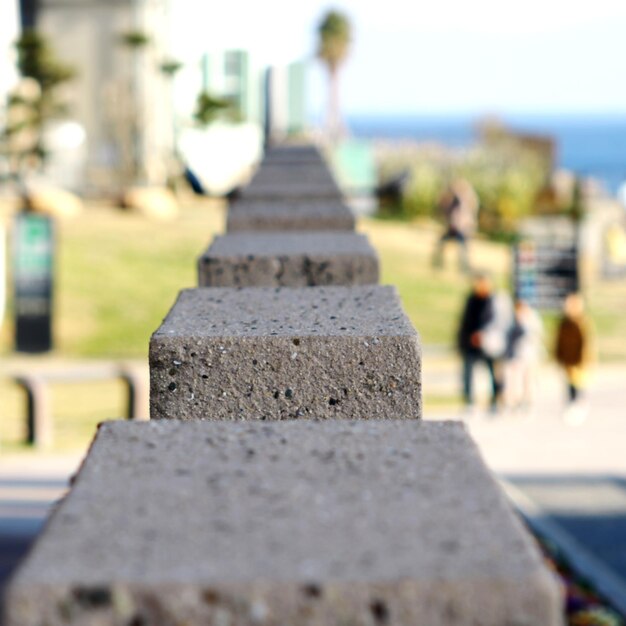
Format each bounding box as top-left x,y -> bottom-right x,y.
15,30 -> 76,91
119,30 -> 151,48
317,10 -> 351,72
192,91 -> 236,127
375,140 -> 549,239
568,178 -> 586,222
2,30 -> 76,170
159,58 -> 183,77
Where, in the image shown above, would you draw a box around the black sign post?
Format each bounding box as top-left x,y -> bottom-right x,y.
13,212 -> 54,353
513,220 -> 580,311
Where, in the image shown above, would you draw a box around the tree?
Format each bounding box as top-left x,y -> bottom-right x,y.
193,91 -> 234,128
159,59 -> 183,78
118,29 -> 151,184
317,9 -> 351,141
3,30 -> 76,176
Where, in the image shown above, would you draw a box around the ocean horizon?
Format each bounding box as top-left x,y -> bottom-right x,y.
346,113 -> 626,195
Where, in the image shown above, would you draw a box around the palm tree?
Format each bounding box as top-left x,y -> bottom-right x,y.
317,10 -> 351,141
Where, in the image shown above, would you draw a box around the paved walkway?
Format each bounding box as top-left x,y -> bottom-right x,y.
0,455 -> 81,595
427,360 -> 626,614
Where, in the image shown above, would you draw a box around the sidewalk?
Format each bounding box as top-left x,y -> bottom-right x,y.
429,359 -> 626,615
0,454 -> 82,593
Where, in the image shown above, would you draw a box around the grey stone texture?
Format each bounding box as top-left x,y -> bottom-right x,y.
198,232 -> 379,287
239,157 -> 343,202
227,200 -> 355,232
149,286 -> 422,421
239,179 -> 343,202
4,420 -> 562,626
249,163 -> 338,188
262,144 -> 325,164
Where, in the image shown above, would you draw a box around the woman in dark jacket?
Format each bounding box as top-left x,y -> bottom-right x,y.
457,273 -> 498,410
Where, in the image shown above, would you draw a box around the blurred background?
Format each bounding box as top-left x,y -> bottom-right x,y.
1,0 -> 626,622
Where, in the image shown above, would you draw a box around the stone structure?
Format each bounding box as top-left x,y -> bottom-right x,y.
249,163 -> 338,187
198,232 -> 379,287
262,144 -> 325,164
3,143 -> 565,626
4,420 -> 562,626
239,180 -> 343,202
149,286 -> 421,421
240,151 -> 341,201
227,200 -> 356,232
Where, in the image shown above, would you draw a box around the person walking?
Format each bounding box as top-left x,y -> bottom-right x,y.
432,178 -> 478,272
457,272 -> 499,413
554,292 -> 594,424
504,299 -> 544,413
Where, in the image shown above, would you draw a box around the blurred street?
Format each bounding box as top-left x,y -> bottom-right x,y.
0,454 -> 81,597
430,357 -> 626,613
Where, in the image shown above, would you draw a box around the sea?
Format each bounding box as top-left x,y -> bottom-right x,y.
347,114 -> 626,196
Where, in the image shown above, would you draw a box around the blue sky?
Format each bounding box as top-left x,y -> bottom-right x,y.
174,0 -> 626,116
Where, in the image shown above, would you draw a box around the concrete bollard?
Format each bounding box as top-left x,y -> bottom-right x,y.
4,420 -> 562,626
227,201 -> 356,232
198,232 -> 379,288
262,144 -> 326,165
249,163 -> 339,188
238,180 -> 343,202
149,286 -> 422,421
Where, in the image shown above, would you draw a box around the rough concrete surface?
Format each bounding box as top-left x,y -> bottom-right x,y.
4,420 -> 562,626
149,286 -> 422,421
249,164 -> 338,188
262,145 -> 325,164
198,232 -> 379,287
227,201 -> 355,232
239,178 -> 343,202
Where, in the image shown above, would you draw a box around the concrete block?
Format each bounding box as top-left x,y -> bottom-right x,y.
227,201 -> 355,232
239,160 -> 343,201
198,232 -> 379,287
4,420 -> 562,626
263,144 -> 325,164
239,180 -> 343,202
149,286 -> 421,421
250,163 -> 338,188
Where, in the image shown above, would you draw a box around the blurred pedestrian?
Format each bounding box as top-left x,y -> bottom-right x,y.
554,292 -> 594,424
432,178 -> 478,272
481,288 -> 514,410
504,299 -> 544,413
457,272 -> 499,413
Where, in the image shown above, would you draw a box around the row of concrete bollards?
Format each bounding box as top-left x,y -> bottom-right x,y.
4,145 -> 563,625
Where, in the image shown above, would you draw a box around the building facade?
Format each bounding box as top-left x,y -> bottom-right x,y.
34,0 -> 173,193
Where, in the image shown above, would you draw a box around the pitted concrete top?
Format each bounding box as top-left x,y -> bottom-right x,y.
153,286 -> 416,339
6,421 -> 561,625
229,200 -> 354,217
263,145 -> 324,163
9,420 -> 552,585
239,183 -> 343,202
202,232 -> 376,258
250,164 -> 337,186
226,201 -> 356,231
226,201 -> 355,231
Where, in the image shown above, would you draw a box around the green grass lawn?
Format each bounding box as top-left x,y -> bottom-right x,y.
360,218 -> 511,347
1,204 -> 509,357
1,199 -> 225,357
